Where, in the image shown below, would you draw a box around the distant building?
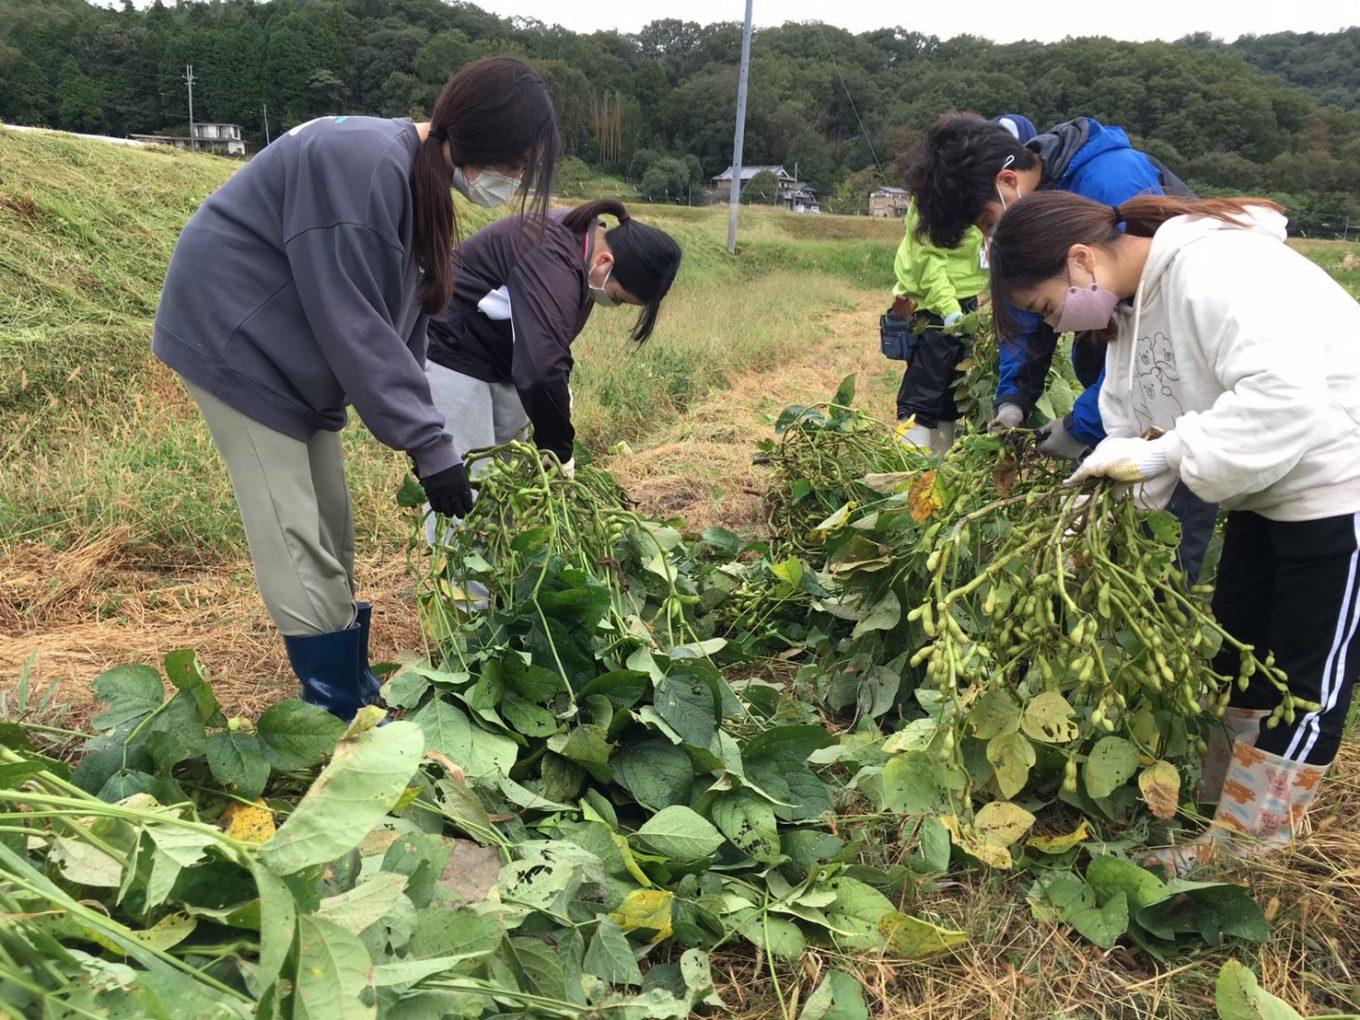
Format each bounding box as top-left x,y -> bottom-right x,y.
711,164 -> 820,214
869,186 -> 910,218
128,122 -> 246,156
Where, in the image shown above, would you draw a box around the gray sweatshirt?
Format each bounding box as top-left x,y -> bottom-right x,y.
152,116 -> 456,477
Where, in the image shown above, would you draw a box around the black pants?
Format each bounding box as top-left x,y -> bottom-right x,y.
896,297 -> 978,427
1211,510 -> 1360,766
1167,481 -> 1218,583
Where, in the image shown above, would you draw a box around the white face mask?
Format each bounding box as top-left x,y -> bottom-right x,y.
452,166 -> 520,208
588,261 -> 618,308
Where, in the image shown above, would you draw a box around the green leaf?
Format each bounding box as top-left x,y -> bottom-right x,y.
294,914 -> 376,1020
251,861 -> 297,998
407,909 -> 503,962
1086,856 -> 1170,910
986,731 -> 1036,799
967,688 -> 1021,740
733,910 -> 805,959
635,806 -> 724,863
823,876 -> 896,951
546,725 -> 613,782
702,526 -> 742,558
162,649 -> 227,729
204,730 -> 270,799
711,790 -> 781,863
261,720 -> 424,875
89,664 -> 164,730
577,669 -> 650,710
412,698 -> 516,778
50,838 -> 123,887
506,935 -> 566,999
878,911 -> 969,959
916,815 -> 951,873
851,590 -> 901,639
652,676 -> 718,749
798,970 -> 868,1020
880,752 -> 955,814
583,916 -> 643,987
613,740 -> 695,810
1020,691 -> 1080,743
256,700 -> 346,772
743,725 -> 837,763
1146,510 -> 1182,546
317,872 -> 412,935
396,475 -> 427,509
832,373 -> 857,407
1084,737 -> 1141,800
1214,959 -> 1303,1020
1066,890 -> 1130,949
501,693 -> 560,738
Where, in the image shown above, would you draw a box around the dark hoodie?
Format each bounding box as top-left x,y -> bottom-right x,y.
998,117 -> 1192,444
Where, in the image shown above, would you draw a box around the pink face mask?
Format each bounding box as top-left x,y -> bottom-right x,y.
1045,272 -> 1121,333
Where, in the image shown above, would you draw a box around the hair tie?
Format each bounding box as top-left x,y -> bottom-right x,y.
428,127 -> 447,142
617,210 -> 630,223
1111,204 -> 1124,224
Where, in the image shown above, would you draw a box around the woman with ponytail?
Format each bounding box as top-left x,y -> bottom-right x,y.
152,57 -> 561,720
990,190 -> 1360,873
421,197 -> 681,548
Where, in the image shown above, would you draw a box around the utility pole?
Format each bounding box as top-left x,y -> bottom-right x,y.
725,0 -> 754,255
183,64 -> 197,152
262,102 -> 271,145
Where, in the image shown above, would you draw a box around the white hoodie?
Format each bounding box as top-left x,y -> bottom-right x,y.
1100,208 -> 1360,522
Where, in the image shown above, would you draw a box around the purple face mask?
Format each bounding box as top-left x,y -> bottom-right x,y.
1045,274 -> 1120,333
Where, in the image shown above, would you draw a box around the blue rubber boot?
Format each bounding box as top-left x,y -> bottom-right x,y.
283,624 -> 367,722
355,602 -> 384,704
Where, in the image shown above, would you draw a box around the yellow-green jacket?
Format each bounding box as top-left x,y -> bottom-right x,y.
891,200 -> 989,319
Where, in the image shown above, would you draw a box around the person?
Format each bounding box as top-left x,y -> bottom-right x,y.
887,197 -> 988,454
909,112 -> 1217,579
422,197 -> 681,549
988,189 -> 1360,872
152,57 -> 562,720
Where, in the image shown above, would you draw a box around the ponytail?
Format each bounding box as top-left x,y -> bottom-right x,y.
989,191 -> 1282,335
412,134 -> 456,316
413,57 -> 561,316
563,198 -> 681,343
561,198 -> 629,233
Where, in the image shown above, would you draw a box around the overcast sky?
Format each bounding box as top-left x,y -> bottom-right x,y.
467,0 -> 1355,42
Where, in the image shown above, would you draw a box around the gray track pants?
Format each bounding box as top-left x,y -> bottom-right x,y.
423,362 -> 529,547
186,382 -> 357,637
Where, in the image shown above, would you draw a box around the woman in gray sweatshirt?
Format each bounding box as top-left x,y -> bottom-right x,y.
152,57 -> 561,720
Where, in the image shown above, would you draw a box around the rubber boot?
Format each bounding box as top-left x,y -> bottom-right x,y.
283,624 -> 367,722
896,421 -> 935,451
1151,739 -> 1327,876
355,602 -> 384,703
932,420 -> 957,457
1198,708 -> 1270,805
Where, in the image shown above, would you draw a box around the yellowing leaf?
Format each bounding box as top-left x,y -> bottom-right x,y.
878,911 -> 968,959
811,502 -> 854,539
609,889 -> 674,943
860,472 -> 915,495
131,912 -> 197,952
221,799 -> 276,844
907,470 -> 943,522
1028,818 -> 1091,855
1138,761 -> 1182,821
938,812 -> 1017,870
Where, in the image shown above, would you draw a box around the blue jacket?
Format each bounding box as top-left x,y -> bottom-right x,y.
996,118 -> 1175,445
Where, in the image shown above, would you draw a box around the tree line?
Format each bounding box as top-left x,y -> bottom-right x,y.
1,1 -> 1357,228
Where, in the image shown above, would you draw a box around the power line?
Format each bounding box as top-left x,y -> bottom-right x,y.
812,22 -> 886,184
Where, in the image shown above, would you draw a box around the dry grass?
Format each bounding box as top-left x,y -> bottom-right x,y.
604,291 -> 900,532
0,528 -> 426,731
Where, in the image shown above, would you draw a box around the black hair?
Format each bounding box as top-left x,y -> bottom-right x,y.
412,57 -> 562,315
906,112 -> 1039,250
988,191 -> 1281,337
562,198 -> 681,342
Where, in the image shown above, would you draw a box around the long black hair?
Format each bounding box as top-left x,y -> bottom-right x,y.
562,199 -> 681,342
412,57 -> 562,315
907,112 -> 1037,250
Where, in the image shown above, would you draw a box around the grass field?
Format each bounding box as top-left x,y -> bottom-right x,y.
3,128 -> 1359,1018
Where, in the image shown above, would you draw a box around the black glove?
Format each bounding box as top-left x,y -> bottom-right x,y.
421,463 -> 475,518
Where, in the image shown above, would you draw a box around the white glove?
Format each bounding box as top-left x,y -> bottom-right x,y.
560,457 -> 576,480
1066,435 -> 1172,485
942,311 -> 964,334
992,402 -> 1025,430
